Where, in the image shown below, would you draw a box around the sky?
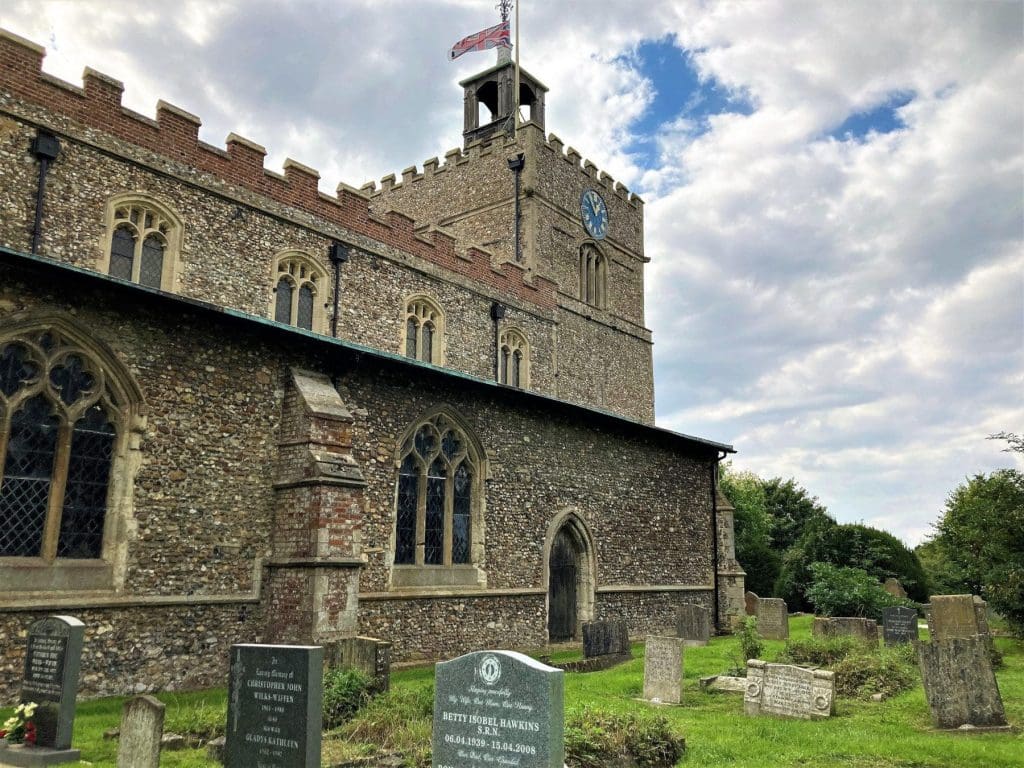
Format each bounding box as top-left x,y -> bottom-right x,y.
1,0 -> 1020,546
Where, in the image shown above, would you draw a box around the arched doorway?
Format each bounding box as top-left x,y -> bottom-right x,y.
548,527 -> 579,641
545,512 -> 596,643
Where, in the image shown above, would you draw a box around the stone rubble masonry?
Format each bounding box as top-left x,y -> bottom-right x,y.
0,27 -> 655,424
0,264 -> 734,699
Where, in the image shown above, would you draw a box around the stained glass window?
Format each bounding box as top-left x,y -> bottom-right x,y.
275,278 -> 293,323
0,332 -> 122,562
393,413 -> 477,569
106,199 -> 179,289
297,285 -> 315,330
271,253 -> 324,332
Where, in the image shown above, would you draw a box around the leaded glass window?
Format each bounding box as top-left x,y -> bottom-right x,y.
393,413 -> 478,568
271,252 -> 326,332
403,297 -> 444,363
0,330 -> 123,561
498,328 -> 529,388
106,198 -> 180,289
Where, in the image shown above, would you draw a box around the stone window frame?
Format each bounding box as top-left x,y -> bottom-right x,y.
269,249 -> 328,333
98,192 -> 184,291
389,406 -> 487,591
0,313 -> 146,596
498,327 -> 530,388
402,294 -> 446,365
579,242 -> 608,309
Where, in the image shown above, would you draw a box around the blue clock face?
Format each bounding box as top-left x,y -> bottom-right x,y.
580,188 -> 609,240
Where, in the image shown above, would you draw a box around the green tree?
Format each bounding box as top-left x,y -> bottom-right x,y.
930,468 -> 1024,634
719,465 -> 780,595
804,562 -> 906,619
762,477 -> 832,553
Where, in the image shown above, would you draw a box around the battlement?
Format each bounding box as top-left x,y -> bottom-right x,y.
542,132 -> 644,208
0,28 -> 557,310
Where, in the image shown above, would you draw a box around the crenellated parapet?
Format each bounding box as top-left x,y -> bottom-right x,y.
541,132 -> 644,209
0,28 -> 557,310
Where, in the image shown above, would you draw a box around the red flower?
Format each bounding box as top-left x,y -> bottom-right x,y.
0,729 -> 7,738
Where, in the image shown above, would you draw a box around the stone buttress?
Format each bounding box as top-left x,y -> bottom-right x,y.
265,369 -> 366,643
715,487 -> 746,630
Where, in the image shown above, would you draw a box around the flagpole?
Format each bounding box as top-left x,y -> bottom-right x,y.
514,0 -> 520,139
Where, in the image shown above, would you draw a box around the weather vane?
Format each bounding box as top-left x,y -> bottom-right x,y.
497,0 -> 513,23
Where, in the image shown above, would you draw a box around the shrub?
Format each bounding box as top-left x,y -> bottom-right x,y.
565,708 -> 685,768
832,643 -> 917,699
804,562 -> 908,620
323,667 -> 373,730
778,635 -> 861,667
729,616 -> 764,674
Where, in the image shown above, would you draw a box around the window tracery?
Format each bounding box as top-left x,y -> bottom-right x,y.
498,328 -> 530,388
101,194 -> 183,290
271,251 -> 327,332
403,296 -> 445,364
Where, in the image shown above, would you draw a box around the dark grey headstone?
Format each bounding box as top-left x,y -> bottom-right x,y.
675,604 -> 710,646
225,644 -> 323,768
882,607 -> 919,646
581,620 -> 629,658
116,695 -> 165,768
433,650 -> 563,768
20,615 -> 85,752
918,636 -> 1007,729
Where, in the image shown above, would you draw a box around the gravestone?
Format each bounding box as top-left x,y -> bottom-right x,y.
16,615 -> 85,764
744,660 -> 835,720
116,695 -> 165,768
883,578 -> 907,599
927,594 -> 985,640
918,636 -> 1007,729
812,617 -> 879,645
744,591 -> 759,617
433,650 -> 564,768
755,598 -> 789,640
642,636 -> 684,704
882,607 -> 919,646
581,620 -> 629,658
325,636 -> 391,692
225,644 -> 323,768
675,603 -> 710,647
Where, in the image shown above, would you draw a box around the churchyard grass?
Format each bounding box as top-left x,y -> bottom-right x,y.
2,616 -> 1021,767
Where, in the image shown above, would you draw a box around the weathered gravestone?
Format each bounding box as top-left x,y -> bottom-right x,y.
675,603 -> 710,647
744,591 -> 759,617
744,660 -> 835,720
882,607 -> 919,646
756,598 -> 789,640
433,650 -> 564,768
582,620 -> 629,658
918,636 -> 1007,729
1,615 -> 86,766
927,594 -> 988,640
325,636 -> 391,692
116,695 -> 165,768
813,617 -> 879,646
225,644 -> 323,768
883,578 -> 907,599
643,636 -> 684,704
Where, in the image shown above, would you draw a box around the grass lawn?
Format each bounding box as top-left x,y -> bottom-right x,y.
3,615 -> 1021,767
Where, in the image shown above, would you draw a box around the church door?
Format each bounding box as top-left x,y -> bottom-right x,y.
548,527 -> 578,642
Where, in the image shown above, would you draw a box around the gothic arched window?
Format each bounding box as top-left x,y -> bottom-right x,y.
393,412 -> 479,568
403,296 -> 445,364
271,251 -> 327,332
498,328 -> 530,388
0,331 -> 122,560
579,243 -> 608,308
102,194 -> 183,290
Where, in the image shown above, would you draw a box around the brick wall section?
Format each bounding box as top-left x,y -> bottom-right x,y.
0,29 -> 556,311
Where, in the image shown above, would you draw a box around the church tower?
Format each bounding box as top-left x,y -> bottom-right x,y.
365,49 -> 656,424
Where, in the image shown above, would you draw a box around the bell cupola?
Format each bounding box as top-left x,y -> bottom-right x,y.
460,61 -> 547,146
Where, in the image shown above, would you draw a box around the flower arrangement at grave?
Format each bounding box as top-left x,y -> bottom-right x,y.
1,701 -> 39,745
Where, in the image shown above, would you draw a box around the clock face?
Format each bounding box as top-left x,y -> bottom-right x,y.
580,188 -> 609,240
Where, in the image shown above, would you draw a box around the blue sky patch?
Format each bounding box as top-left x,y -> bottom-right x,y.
829,91 -> 914,141
625,37 -> 753,167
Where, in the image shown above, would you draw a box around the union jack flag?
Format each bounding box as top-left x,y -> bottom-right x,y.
448,21 -> 511,61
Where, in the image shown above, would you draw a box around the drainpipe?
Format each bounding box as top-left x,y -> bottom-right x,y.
30,130 -> 61,254
507,153 -> 525,262
328,242 -> 350,337
710,454 -> 723,632
491,302 -> 506,381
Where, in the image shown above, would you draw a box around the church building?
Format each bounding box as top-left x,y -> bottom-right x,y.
0,28 -> 744,699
